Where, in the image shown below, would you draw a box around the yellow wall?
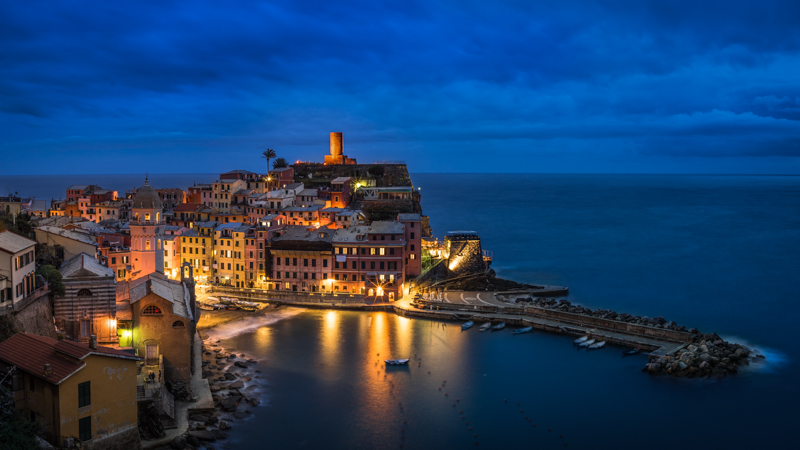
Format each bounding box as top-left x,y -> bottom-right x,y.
58,355 -> 138,444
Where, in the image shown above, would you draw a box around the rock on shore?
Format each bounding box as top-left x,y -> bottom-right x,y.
644,333 -> 754,378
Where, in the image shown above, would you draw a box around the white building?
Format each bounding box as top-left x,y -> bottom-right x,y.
0,230 -> 37,306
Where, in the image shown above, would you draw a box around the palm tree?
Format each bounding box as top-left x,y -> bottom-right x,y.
262,149 -> 276,174
273,157 -> 288,169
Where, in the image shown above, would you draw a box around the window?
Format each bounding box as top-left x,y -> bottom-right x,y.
304,259 -> 308,267
380,248 -> 385,256
410,254 -> 416,260
411,244 -> 415,251
352,261 -> 356,269
79,416 -> 91,441
370,248 -> 376,255
311,259 -> 316,267
380,262 -> 385,270
323,260 -> 328,268
77,289 -> 92,297
80,319 -> 90,337
410,232 -> 415,239
142,305 -> 162,315
172,321 -> 185,328
78,381 -> 91,407
146,240 -> 151,251
390,248 -> 395,255
111,257 -> 116,265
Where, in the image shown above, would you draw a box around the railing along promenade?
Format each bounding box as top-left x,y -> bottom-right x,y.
212,286 -> 366,305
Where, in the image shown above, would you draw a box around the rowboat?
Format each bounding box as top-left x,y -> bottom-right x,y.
578,339 -> 596,348
461,321 -> 474,330
512,326 -> 533,334
588,341 -> 606,350
233,299 -> 261,308
491,323 -> 506,331
198,303 -> 215,311
622,348 -> 641,356
573,336 -> 589,345
385,359 -> 410,365
479,322 -> 492,332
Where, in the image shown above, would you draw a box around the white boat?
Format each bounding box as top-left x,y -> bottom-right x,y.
461,321 -> 474,330
233,299 -> 261,308
491,323 -> 506,331
578,339 -> 596,348
573,336 -> 589,345
385,359 -> 410,365
206,296 -> 219,302
588,341 -> 606,350
479,322 -> 492,332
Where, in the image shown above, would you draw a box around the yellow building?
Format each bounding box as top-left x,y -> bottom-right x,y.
0,333 -> 141,449
213,223 -> 247,287
179,221 -> 217,283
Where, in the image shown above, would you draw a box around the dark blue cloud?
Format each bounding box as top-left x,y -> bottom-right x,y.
1,0 -> 799,174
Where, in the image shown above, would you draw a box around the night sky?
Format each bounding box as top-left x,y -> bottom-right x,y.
1,0 -> 799,174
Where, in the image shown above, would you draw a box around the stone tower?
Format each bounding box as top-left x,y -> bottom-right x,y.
324,132 -> 357,165
130,177 -> 164,280
443,231 -> 486,276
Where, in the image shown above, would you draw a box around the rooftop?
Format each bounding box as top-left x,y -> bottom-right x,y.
36,226 -> 99,247
0,230 -> 36,254
129,273 -> 193,320
0,333 -> 140,385
368,221 -> 405,234
397,213 -> 422,221
331,177 -> 352,184
60,252 -> 114,279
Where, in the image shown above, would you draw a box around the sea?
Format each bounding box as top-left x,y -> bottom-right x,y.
2,173 -> 798,449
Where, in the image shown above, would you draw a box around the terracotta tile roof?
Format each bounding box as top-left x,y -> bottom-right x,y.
173,203 -> 202,212
0,333 -> 140,385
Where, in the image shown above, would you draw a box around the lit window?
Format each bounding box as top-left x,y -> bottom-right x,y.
370,248 -> 376,255
380,248 -> 385,256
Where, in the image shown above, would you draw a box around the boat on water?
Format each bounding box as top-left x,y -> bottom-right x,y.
479,322 -> 492,332
573,336 -> 589,345
385,359 -> 410,365
622,348 -> 641,356
461,321 -> 474,330
588,341 -> 606,350
491,323 -> 506,331
578,339 -> 596,348
233,299 -> 261,308
512,326 -> 533,334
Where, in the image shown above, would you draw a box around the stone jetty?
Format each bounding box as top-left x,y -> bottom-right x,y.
644,333 -> 756,378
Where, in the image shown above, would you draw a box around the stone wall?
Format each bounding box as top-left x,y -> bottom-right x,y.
85,426 -> 141,450
14,293 -> 57,339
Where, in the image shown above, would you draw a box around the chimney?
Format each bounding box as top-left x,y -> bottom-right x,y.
89,335 -> 97,350
44,364 -> 52,377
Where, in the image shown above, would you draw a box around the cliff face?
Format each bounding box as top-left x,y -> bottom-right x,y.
292,163 -> 413,188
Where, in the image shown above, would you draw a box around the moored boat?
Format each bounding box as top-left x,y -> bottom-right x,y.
491,322 -> 506,331
622,348 -> 641,356
573,336 -> 589,345
198,303 -> 215,311
578,339 -> 596,348
479,322 -> 492,332
385,359 -> 410,365
233,299 -> 261,308
588,341 -> 606,350
461,321 -> 474,330
512,326 -> 533,334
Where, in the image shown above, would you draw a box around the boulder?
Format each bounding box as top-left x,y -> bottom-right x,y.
187,430 -> 217,442
234,361 -> 248,369
224,373 -> 237,381
186,435 -> 202,448
249,397 -> 261,406
219,420 -> 231,430
220,397 -> 240,412
699,361 -> 711,370
229,380 -> 245,389
170,435 -> 187,450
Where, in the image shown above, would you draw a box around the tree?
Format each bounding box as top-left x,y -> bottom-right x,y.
35,244 -> 62,268
261,149 -> 276,174
36,265 -> 65,298
272,157 -> 288,169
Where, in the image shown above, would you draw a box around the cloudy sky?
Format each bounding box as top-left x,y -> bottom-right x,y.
1,0 -> 799,174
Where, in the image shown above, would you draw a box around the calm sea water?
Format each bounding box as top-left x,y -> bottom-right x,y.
3,173 -> 798,448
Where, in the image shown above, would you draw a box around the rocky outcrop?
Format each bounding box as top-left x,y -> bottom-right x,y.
529,298 -> 690,332
644,333 -> 756,378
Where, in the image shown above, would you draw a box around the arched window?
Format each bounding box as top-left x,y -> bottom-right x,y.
145,213 -> 151,221
134,213 -> 139,221
146,240 -> 151,251
156,213 -> 160,222
172,321 -> 185,328
76,289 -> 92,297
157,240 -> 161,250
142,305 -> 162,315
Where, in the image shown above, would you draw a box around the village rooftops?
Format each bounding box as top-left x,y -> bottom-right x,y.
321,207 -> 345,213
397,213 -> 422,221
285,183 -> 303,190
129,273 -> 193,320
298,189 -> 318,196
282,205 -> 323,212
332,226 -> 370,243
222,170 -> 258,175
337,210 -> 361,217
271,225 -> 335,251
194,221 -> 219,228
331,177 -> 352,184
0,333 -> 140,385
234,189 -> 254,195
60,252 -> 114,279
270,167 -> 292,173
214,222 -> 250,233
36,226 -> 100,247
0,230 -> 36,254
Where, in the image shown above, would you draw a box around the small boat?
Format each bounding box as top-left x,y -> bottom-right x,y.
512,327 -> 533,334
479,322 -> 492,332
578,339 -> 596,348
206,296 -> 220,302
233,299 -> 261,308
461,321 -> 474,330
491,323 -> 506,331
573,336 -> 589,345
198,303 -> 215,311
385,359 -> 410,365
588,341 -> 606,350
622,348 -> 641,356
239,306 -> 258,312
